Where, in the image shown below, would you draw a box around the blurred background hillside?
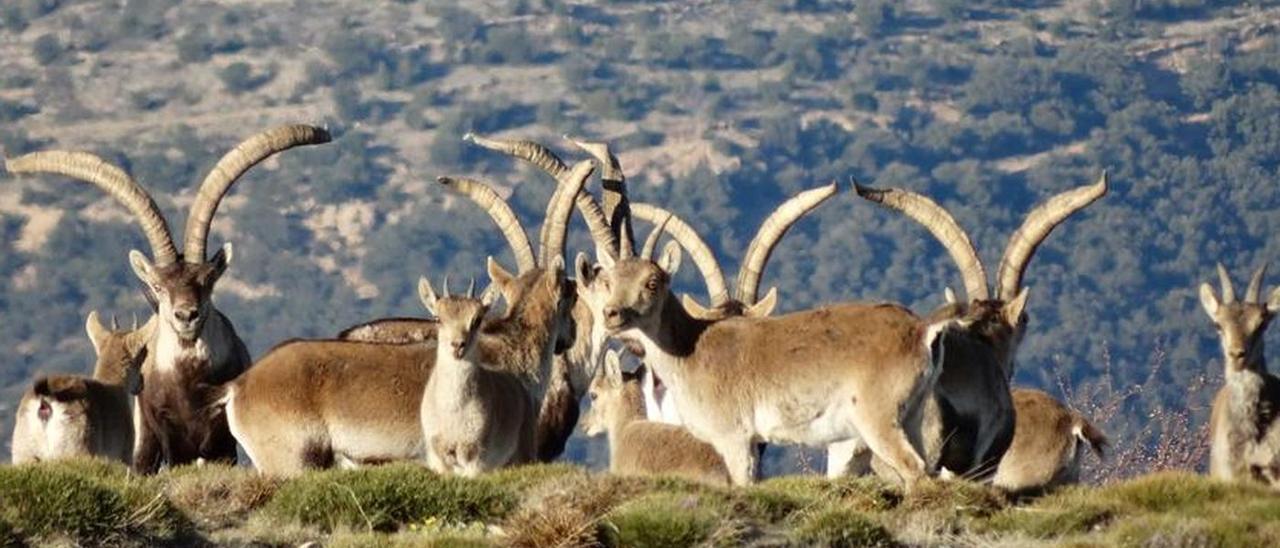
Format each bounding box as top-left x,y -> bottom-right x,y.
1,0 -> 1278,477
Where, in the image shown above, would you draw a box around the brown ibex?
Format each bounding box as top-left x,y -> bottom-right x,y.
577,221 -> 957,486
5,125 -> 330,472
848,173 -> 1107,480
992,387 -> 1107,495
1201,264 -> 1280,487
582,350 -> 730,486
10,312 -> 153,465
226,167 -> 588,476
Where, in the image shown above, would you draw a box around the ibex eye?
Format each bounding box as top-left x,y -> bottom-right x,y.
645,277 -> 659,291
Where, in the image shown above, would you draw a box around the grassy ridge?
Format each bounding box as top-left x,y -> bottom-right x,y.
1,459 -> 1278,546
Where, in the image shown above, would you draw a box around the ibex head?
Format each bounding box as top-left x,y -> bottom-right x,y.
5,125 -> 331,343
581,349 -> 642,437
420,277 -> 497,360
584,223 -> 682,335
85,310 -> 152,391
1200,264 -> 1280,373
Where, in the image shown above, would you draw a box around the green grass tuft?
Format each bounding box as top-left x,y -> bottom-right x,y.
602,492 -> 721,548
263,464 -> 516,533
480,463 -> 582,494
793,506 -> 897,547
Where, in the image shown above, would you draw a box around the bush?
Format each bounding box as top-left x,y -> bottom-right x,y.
793,507 -> 896,547
262,464 -> 517,533
218,61 -> 274,94
32,33 -> 64,65
602,493 -> 720,548
161,464 -> 281,529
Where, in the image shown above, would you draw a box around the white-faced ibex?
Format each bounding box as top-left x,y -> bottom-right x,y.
4,125 -> 330,472
10,312 -> 154,465
582,350 -> 730,486
848,173 -> 1108,480
226,165 -> 589,476
1201,263 -> 1280,487
577,221 -> 957,487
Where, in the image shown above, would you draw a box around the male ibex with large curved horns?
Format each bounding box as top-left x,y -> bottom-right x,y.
847,172 -> 1108,481
1201,263 -> 1280,487
5,124 -> 331,472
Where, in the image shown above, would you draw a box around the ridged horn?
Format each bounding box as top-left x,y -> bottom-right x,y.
630,202 -> 730,307
565,135 -> 631,254
1247,264 -> 1268,304
618,222 -> 634,260
463,133 -> 617,258
640,213 -> 671,260
854,180 -> 988,301
995,171 -> 1108,301
1218,263 -> 1236,304
540,160 -> 595,266
184,124 -> 330,262
438,176 -> 537,273
6,151 -> 179,265
737,182 -> 838,304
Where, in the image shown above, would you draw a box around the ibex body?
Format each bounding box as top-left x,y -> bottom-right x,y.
419,279 -> 539,476
11,312 -> 153,465
582,351 -> 730,486
1201,264 -> 1280,487
991,388 -> 1107,495
5,125 -> 330,472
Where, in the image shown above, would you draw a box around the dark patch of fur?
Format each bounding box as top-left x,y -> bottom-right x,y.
302,439 -> 335,469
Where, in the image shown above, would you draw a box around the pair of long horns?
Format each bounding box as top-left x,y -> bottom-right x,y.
437,158 -> 592,273
1216,263 -> 1269,304
855,171 -> 1108,302
630,182 -> 839,309
4,124 -> 331,265
463,133 -> 625,259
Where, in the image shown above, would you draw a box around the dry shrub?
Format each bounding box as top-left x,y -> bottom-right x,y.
162,463 -> 282,528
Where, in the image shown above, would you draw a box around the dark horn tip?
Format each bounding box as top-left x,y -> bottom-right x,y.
850,178 -> 879,198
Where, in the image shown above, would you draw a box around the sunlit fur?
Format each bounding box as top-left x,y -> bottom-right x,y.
1201,268 -> 1280,487
582,244 -> 952,487
992,388 -> 1106,496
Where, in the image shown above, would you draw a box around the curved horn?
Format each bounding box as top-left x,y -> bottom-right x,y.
464,133 -> 617,258
565,136 -> 632,254
640,213 -> 671,259
995,171 -> 1108,301
618,222 -> 634,260
184,124 -> 330,262
631,202 -> 730,307
737,182 -> 838,304
6,151 -> 179,265
1246,264 -> 1268,304
438,176 -> 537,273
540,160 -> 595,266
854,180 -> 988,301
1218,263 -> 1236,304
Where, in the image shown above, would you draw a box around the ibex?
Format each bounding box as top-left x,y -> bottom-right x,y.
992,387 -> 1107,495
578,221 -> 956,486
847,173 -> 1108,480
226,167 -> 588,476
10,312 -> 153,464
582,350 -> 730,486
1201,264 -> 1280,487
5,125 -> 330,472
419,277 -> 545,476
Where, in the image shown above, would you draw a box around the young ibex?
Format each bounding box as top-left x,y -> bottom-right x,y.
991,388 -> 1107,495
420,277 -> 545,476
10,312 -> 153,464
578,223 -> 955,487
5,125 -> 330,472
847,173 -> 1108,480
226,167 -> 588,476
1201,264 -> 1280,487
582,350 -> 730,486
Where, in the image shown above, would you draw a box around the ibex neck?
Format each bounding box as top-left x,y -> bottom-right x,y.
475,306 -> 559,401
432,352 -> 482,392
636,292 -> 712,358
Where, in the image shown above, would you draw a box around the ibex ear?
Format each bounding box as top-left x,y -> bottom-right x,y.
85,310 -> 109,355
129,250 -> 157,285
603,349 -> 623,386
574,252 -> 595,285
944,287 -> 958,304
1200,282 -> 1220,316
657,241 -> 682,276
418,276 -> 439,316
1267,286 -> 1280,315
1003,287 -> 1029,326
746,287 -> 779,318
479,283 -> 500,307
208,243 -> 232,280
487,256 -> 514,289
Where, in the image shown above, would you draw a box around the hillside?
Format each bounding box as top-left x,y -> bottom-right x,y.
1,0 -> 1280,477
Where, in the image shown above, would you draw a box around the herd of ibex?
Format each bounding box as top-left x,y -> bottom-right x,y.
5,123 -> 1279,497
